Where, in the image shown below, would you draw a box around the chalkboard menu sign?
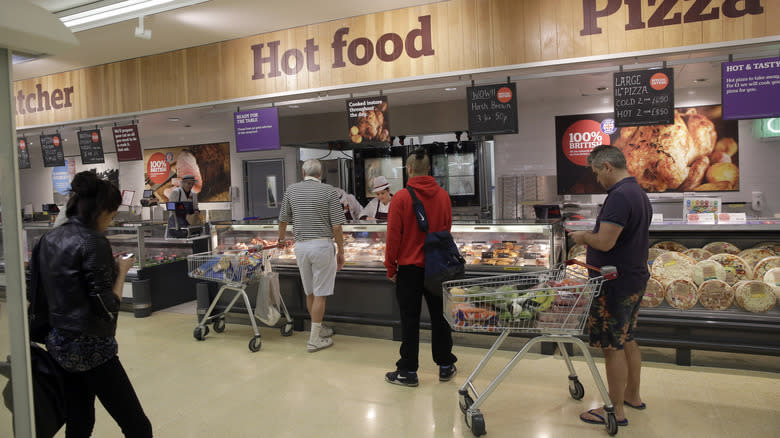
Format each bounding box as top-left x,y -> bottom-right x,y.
17,137 -> 31,169
613,68 -> 674,127
112,125 -> 143,161
467,83 -> 518,135
77,129 -> 105,164
40,133 -> 65,168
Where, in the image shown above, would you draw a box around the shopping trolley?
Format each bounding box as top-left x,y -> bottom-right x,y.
444,260 -> 619,436
187,245 -> 294,352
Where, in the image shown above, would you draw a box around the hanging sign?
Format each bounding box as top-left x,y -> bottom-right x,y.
467,83 -> 518,136
234,108 -> 281,152
346,95 -> 390,144
17,136 -> 31,169
722,57 -> 780,120
40,133 -> 65,167
77,129 -> 105,164
112,125 -> 143,161
613,68 -> 674,127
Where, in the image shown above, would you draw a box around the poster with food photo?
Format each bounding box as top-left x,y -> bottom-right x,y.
555,105 -> 739,194
347,96 -> 390,144
143,142 -> 231,203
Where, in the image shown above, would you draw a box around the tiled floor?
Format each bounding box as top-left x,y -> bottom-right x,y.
2,304 -> 779,437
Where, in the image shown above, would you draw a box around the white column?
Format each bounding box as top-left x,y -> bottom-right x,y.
1,47 -> 36,438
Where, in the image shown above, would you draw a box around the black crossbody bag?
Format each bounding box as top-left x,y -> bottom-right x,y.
406,187 -> 466,296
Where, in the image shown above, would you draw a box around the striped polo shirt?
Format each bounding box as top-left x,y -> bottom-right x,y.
278,178 -> 346,241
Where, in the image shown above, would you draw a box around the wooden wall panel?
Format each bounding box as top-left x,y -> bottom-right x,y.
13,0 -> 780,127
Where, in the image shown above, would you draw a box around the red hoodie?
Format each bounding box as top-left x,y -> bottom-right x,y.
384,175 -> 452,278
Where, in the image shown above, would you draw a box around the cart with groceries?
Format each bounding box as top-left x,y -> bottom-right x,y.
187,244 -> 294,352
443,260 -> 620,436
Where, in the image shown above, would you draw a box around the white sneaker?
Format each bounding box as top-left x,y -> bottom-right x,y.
307,336 -> 333,353
319,325 -> 334,337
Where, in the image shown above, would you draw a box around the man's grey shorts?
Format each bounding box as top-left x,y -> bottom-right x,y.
294,239 -> 337,297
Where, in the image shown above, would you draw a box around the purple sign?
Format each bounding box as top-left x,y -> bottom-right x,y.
722,57 -> 780,120
234,108 -> 280,152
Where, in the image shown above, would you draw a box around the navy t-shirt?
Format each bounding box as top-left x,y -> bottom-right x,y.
586,176 -> 652,296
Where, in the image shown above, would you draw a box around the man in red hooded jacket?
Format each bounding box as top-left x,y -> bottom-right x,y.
383,147 -> 457,387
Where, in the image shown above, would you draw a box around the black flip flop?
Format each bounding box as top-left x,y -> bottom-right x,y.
580,409 -> 629,426
624,401 -> 647,410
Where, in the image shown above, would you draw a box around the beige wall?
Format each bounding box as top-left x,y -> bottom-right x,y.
13,0 -> 780,127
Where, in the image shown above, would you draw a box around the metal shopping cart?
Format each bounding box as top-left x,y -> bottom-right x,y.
187,245 -> 294,352
444,260 -> 619,436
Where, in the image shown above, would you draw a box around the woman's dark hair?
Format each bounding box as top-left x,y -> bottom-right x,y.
65,171 -> 122,228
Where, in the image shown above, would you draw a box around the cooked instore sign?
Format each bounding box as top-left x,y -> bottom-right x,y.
567,243 -> 587,260
692,260 -> 726,285
640,278 -> 665,308
683,248 -> 713,262
651,251 -> 696,286
665,279 -> 699,310
737,248 -> 776,270
702,241 -> 741,255
734,281 -> 776,313
763,267 -> 780,301
708,254 -> 752,285
753,256 -> 780,281
647,248 -> 668,265
752,241 -> 780,254
651,241 -> 688,252
697,280 -> 734,311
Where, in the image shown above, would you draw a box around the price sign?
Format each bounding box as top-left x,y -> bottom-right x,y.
687,213 -> 716,224
718,213 -> 747,224
613,68 -> 674,127
77,129 -> 105,164
467,83 -> 518,135
40,133 -> 65,168
17,137 -> 31,169
651,213 -> 664,224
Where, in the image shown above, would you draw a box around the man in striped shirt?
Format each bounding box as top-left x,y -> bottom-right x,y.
278,159 -> 346,352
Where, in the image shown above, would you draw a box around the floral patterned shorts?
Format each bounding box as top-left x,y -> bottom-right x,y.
588,286 -> 645,350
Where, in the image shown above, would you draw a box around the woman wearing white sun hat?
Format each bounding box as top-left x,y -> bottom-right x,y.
359,175 -> 393,222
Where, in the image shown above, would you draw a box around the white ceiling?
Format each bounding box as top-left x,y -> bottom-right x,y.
13,0 -> 780,134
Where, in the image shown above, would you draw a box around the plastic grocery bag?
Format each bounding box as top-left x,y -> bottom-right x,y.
254,272 -> 281,326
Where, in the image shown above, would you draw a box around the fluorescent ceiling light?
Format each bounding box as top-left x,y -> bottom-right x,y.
58,0 -> 210,32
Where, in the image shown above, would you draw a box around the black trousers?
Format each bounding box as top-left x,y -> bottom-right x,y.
395,265 -> 457,372
62,356 -> 152,438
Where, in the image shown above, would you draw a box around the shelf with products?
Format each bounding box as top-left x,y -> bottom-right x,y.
564,219 -> 780,364
209,220 -> 564,337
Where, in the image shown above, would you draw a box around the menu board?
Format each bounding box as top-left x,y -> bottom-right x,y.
722,57 -> 780,120
39,133 -> 65,168
112,125 -> 143,161
346,96 -> 390,144
77,129 -> 105,164
234,108 -> 281,152
17,137 -> 31,169
467,83 -> 518,135
613,68 -> 674,127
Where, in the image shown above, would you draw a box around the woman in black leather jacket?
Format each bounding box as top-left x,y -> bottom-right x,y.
33,172 -> 152,437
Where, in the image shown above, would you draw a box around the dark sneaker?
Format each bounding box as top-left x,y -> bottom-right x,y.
439,364 -> 457,382
385,370 -> 418,387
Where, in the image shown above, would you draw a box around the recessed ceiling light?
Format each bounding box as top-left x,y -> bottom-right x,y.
167,117 -> 180,122
445,87 -> 457,91
693,78 -> 708,83
288,105 -> 300,109
596,86 -> 608,91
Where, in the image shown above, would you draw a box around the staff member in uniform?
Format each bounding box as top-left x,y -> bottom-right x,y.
335,188 -> 363,221
359,175 -> 393,221
168,174 -> 200,228
278,159 -> 346,352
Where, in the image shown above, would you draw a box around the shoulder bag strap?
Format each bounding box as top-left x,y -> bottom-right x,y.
406,187 -> 429,233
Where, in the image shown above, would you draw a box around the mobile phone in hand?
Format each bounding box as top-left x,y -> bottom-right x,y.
121,253 -> 135,260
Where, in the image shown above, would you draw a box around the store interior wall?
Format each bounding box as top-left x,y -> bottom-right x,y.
16,88 -> 780,219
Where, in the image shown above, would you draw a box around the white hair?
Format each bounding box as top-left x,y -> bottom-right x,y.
302,159 -> 322,178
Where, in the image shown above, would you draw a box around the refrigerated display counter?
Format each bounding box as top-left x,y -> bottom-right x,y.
565,219 -> 780,364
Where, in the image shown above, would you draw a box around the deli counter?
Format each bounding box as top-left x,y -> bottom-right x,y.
208,220 -> 564,337
565,219 -> 780,364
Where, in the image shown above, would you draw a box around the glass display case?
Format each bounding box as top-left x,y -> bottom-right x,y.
564,219 -> 780,364
211,220 -> 564,272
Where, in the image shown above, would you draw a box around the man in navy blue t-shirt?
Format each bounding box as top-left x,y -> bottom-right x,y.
568,145 -> 652,428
